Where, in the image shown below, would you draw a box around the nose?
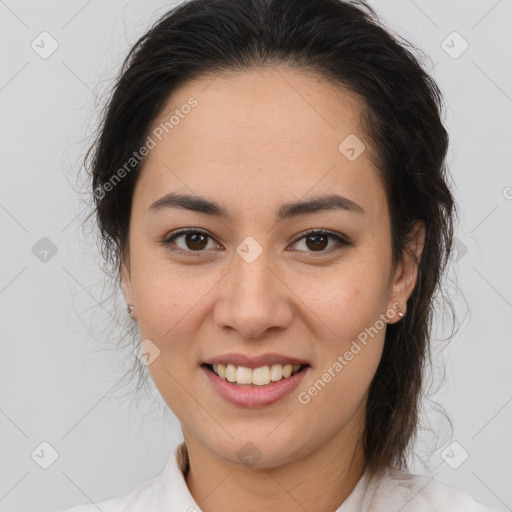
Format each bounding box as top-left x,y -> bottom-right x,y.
212,245 -> 294,339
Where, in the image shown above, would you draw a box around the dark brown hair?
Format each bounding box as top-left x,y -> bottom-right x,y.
85,0 -> 455,477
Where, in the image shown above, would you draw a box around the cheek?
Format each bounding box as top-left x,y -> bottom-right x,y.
294,255 -> 391,335
131,247 -> 215,333
134,264 -> 208,417
130,258 -> 223,405
293,274 -> 388,435
291,253 -> 390,394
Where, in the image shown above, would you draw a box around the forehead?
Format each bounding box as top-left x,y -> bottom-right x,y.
135,66 -> 385,219
149,65 -> 365,155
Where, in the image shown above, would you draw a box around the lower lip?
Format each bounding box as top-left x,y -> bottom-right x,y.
201,365 -> 310,407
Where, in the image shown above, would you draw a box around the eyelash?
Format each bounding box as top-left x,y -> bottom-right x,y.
161,228 -> 351,256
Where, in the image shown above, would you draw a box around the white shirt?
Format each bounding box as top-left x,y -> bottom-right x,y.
60,442 -> 498,511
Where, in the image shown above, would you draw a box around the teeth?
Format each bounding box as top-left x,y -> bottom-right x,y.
225,363 -> 237,382
210,363 -> 303,385
253,366 -> 271,385
217,363 -> 226,379
270,364 -> 282,381
236,366 -> 253,384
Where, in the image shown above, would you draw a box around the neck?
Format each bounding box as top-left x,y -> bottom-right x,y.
183,421 -> 366,512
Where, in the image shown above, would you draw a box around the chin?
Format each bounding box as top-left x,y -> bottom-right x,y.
206,433 -> 306,470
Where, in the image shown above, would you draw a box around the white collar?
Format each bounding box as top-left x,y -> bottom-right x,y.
151,442 -> 200,510
154,441 -> 376,511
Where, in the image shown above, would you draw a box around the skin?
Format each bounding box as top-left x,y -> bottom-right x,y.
121,65 -> 423,512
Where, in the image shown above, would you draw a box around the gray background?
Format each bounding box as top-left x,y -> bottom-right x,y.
0,0 -> 511,510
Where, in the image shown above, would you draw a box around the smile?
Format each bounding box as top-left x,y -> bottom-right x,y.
207,363 -> 306,386
205,363 -> 306,386
201,363 -> 310,407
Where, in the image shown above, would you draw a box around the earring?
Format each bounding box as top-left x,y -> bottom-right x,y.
396,303 -> 405,318
127,303 -> 135,318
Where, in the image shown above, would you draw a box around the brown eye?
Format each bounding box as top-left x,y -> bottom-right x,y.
304,233 -> 329,251
290,229 -> 350,254
182,232 -> 209,250
162,228 -> 350,256
163,228 -> 219,254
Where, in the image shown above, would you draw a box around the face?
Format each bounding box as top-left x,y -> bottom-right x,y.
121,66 -> 419,469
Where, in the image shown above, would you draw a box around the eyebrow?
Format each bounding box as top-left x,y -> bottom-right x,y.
148,192 -> 364,220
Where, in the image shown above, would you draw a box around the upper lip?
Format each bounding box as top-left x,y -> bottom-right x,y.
203,353 -> 310,368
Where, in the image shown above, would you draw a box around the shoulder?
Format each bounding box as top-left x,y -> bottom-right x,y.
371,467 -> 499,512
56,473 -> 161,512
56,442 -> 194,512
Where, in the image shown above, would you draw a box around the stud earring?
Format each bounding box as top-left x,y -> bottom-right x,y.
396,303 -> 405,318
127,304 -> 135,318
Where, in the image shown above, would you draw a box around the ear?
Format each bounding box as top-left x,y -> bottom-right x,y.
387,221 -> 425,324
120,254 -> 134,307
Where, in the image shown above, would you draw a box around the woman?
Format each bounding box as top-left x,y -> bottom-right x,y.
62,0 -> 498,510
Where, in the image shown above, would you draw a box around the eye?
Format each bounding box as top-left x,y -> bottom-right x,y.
162,228 -> 350,256
289,229 -> 351,254
162,228 -> 221,255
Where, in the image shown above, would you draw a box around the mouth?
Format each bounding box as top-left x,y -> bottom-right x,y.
201,361 -> 311,407
201,362 -> 310,388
